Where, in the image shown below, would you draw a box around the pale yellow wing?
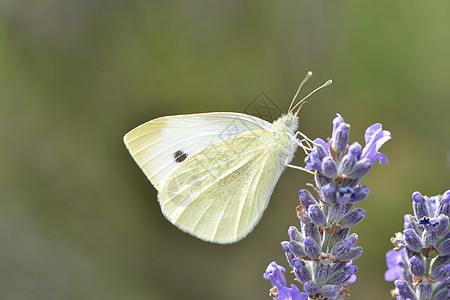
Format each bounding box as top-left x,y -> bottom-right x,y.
123,112 -> 274,191
159,130 -> 285,244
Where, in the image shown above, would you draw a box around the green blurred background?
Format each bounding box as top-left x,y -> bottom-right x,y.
1,1 -> 449,299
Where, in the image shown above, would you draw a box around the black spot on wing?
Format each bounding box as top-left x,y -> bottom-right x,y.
174,150 -> 188,163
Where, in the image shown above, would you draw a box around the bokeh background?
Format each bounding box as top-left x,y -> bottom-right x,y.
1,1 -> 449,299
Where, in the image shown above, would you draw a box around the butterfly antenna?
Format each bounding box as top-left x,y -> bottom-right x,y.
291,79 -> 333,116
288,71 -> 313,112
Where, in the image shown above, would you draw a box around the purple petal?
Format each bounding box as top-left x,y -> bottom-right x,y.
361,123 -> 391,165
263,261 -> 287,287
347,274 -> 357,284
364,123 -> 383,144
277,284 -> 308,300
314,138 -> 330,155
332,114 -> 345,137
385,250 -> 404,281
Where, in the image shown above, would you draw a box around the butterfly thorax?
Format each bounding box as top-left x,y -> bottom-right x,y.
270,113 -> 299,165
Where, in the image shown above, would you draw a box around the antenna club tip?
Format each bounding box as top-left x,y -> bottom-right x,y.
307,71 -> 313,76
325,79 -> 333,85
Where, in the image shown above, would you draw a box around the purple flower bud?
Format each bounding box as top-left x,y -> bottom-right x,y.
346,233 -> 359,246
329,265 -> 358,286
338,155 -> 356,175
331,123 -> 350,159
281,241 -> 295,268
321,184 -> 337,204
322,157 -> 338,178
409,256 -> 425,276
422,231 -> 438,247
263,261 -> 287,287
303,280 -> 319,295
305,151 -> 323,171
289,226 -> 304,243
345,264 -> 359,275
330,262 -> 347,273
338,143 -> 360,175
314,262 -> 331,286
292,258 -> 312,283
435,215 -> 449,235
301,221 -> 321,245
412,191 -> 430,219
432,283 -> 449,300
299,189 -> 317,209
328,228 -> 350,250
442,190 -> 450,202
349,185 -> 370,204
432,255 -> 450,270
308,204 -> 327,227
441,230 -> 450,246
434,277 -> 450,295
337,187 -> 357,205
332,114 -> 345,136
403,229 -> 423,252
339,208 -> 365,228
341,246 -> 363,261
417,281 -> 432,300
403,214 -> 422,236
351,158 -> 372,179
431,264 -> 450,281
437,190 -> 450,216
349,142 -> 362,157
330,241 -> 352,260
394,280 -> 416,300
304,237 -> 320,259
438,237 -> 450,256
319,285 -> 340,298
412,191 -> 423,202
315,142 -> 329,160
281,241 -> 290,252
289,241 -> 306,257
427,195 -> 439,215
327,204 -> 348,225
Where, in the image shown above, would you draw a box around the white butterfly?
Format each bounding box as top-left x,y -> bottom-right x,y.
123,72 -> 331,244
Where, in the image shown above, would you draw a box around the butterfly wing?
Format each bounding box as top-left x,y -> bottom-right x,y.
160,130 -> 285,243
123,112 -> 273,191
124,112 -> 286,243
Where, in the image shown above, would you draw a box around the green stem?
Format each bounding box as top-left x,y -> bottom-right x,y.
425,257 -> 432,276
321,231 -> 331,253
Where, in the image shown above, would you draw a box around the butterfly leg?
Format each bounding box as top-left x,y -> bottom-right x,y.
285,132 -> 317,175
293,131 -> 321,149
287,132 -> 313,154
286,163 -> 316,175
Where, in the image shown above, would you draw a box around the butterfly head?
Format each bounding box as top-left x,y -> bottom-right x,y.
280,112 -> 299,133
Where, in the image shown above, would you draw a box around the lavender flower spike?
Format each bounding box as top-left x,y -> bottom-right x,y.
265,114 -> 390,299
386,189 -> 450,299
